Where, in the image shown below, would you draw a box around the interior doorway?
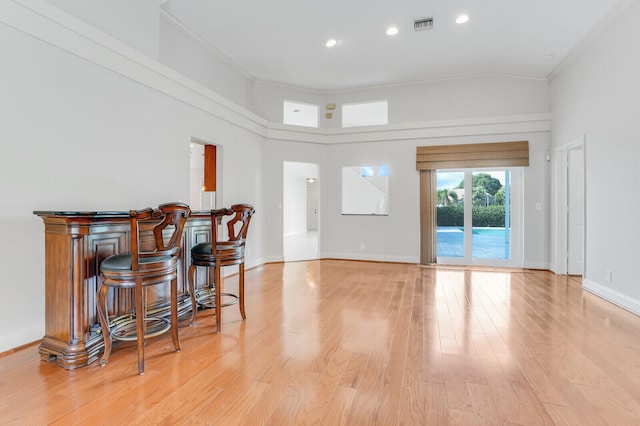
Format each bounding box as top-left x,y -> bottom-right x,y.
283,162 -> 319,262
189,139 -> 220,211
557,136 -> 585,276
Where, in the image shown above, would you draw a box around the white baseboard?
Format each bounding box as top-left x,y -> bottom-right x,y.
260,256 -> 285,264
583,279 -> 640,316
321,252 -> 419,264
1,324 -> 43,353
523,261 -> 550,270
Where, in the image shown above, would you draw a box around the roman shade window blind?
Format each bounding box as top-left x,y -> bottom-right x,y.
416,141 -> 529,264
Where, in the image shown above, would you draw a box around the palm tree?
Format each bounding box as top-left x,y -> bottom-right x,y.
437,189 -> 459,206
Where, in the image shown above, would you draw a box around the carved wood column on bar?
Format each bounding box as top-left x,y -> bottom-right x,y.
33,211 -> 211,369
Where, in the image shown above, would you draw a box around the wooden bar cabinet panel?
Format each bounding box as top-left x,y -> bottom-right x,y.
33,211 -> 211,369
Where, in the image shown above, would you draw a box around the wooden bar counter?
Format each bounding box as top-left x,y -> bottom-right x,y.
33,210 -> 211,369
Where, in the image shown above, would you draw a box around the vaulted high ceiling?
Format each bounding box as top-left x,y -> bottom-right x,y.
162,0 -> 622,91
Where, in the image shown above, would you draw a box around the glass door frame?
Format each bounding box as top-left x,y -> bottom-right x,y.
436,167 -> 524,268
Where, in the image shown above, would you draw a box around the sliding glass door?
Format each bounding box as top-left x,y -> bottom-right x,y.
436,168 -> 522,267
436,171 -> 465,258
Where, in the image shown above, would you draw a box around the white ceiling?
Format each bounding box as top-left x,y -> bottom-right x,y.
162,0 -> 622,92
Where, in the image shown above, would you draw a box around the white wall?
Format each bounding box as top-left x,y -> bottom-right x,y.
256,76 -> 552,266
550,0 -> 640,312
327,76 -> 550,128
46,1 -> 257,111
254,82 -> 328,127
254,75 -> 550,129
0,2 -> 264,351
260,121 -> 550,266
47,0 -> 161,59
158,13 -> 255,110
318,131 -> 550,264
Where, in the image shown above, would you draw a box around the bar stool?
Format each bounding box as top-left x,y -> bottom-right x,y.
188,204 -> 255,333
97,202 -> 190,375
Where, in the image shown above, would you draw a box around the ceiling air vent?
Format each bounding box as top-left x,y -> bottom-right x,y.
414,17 -> 433,31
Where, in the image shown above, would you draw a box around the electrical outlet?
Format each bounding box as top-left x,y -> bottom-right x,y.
360,242 -> 365,250
606,270 -> 612,282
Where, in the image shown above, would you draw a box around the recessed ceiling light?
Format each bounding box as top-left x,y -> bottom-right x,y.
325,38 -> 337,48
456,14 -> 469,24
386,26 -> 399,36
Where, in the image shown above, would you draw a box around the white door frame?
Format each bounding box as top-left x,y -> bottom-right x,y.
555,135 -> 586,275
189,137 -> 221,211
283,161 -> 320,261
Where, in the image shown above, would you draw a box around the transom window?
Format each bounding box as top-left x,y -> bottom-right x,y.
283,100 -> 318,128
342,100 -> 388,128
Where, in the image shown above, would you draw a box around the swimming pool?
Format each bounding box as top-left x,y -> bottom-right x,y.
437,226 -> 510,259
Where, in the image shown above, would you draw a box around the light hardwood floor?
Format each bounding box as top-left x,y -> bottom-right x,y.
2,260 -> 640,425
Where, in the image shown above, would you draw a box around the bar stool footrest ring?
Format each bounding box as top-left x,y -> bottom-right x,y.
109,316 -> 171,341
194,287 -> 239,310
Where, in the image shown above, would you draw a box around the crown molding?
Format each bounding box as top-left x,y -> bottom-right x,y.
254,79 -> 329,96
327,73 -> 548,95
159,8 -> 255,81
547,0 -> 639,82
